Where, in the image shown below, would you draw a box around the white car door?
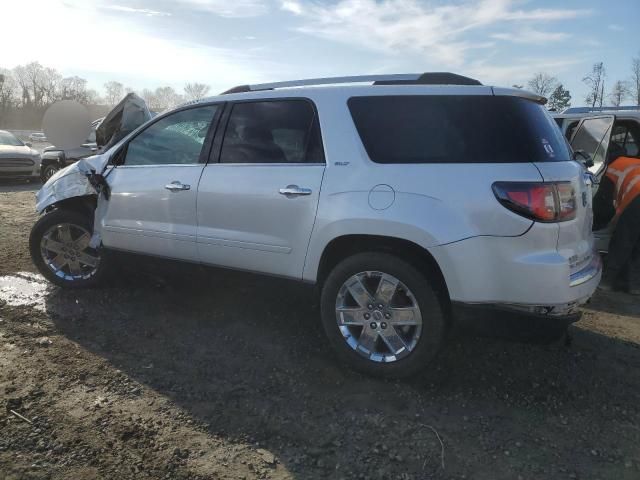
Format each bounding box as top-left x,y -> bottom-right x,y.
196,99 -> 325,278
100,103 -> 221,261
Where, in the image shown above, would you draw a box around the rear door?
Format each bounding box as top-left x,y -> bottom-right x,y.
100,104 -> 220,261
537,116 -> 616,276
196,99 -> 325,278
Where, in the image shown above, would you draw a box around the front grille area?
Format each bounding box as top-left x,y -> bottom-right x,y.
0,158 -> 35,168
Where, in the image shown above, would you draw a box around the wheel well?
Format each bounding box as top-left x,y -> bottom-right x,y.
316,234 -> 450,302
46,196 -> 97,219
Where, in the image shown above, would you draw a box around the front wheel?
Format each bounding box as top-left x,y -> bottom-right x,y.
320,252 -> 445,378
40,164 -> 60,183
29,208 -> 109,288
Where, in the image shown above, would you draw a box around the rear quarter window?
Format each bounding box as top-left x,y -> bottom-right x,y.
347,95 -> 570,164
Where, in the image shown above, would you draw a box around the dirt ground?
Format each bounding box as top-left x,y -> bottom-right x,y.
1,183 -> 639,480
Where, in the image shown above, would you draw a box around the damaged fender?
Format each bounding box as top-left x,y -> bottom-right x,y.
35,154 -> 111,248
34,93 -> 152,249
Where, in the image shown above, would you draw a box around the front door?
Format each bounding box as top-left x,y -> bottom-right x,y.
100,104 -> 221,261
196,99 -> 325,278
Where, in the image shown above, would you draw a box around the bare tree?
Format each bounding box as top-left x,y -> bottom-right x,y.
527,72 -> 558,97
609,80 -> 630,107
144,86 -> 183,111
631,54 -> 640,106
104,81 -> 124,106
60,76 -> 91,103
0,69 -> 18,110
583,62 -> 606,108
183,82 -> 211,102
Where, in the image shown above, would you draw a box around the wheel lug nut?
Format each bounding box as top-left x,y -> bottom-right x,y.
384,313 -> 391,319
377,304 -> 384,309
364,313 -> 371,320
370,322 -> 377,329
367,304 -> 373,310
381,322 -> 387,329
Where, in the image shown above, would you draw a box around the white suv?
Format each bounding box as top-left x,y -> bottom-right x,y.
30,73 -> 601,377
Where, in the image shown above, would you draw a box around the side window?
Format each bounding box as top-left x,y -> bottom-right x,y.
220,100 -> 324,164
124,105 -> 218,166
565,121 -> 579,141
570,117 -> 613,172
611,121 -> 640,157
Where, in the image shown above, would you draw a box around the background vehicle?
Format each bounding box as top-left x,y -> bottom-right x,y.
0,130 -> 41,180
553,106 -> 640,252
29,132 -> 48,142
30,73 -> 600,377
39,118 -> 102,182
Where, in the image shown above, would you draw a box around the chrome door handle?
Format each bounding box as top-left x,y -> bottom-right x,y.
279,185 -> 312,197
165,181 -> 191,191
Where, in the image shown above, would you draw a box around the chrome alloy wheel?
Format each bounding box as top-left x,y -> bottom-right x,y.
40,223 -> 100,281
335,271 -> 423,363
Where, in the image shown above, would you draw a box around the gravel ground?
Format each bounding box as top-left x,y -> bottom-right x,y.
1,184 -> 639,480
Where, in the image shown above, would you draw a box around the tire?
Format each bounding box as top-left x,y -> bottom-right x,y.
320,252 -> 445,378
29,208 -> 110,288
40,164 -> 60,183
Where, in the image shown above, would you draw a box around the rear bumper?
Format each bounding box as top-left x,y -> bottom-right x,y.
428,230 -> 602,310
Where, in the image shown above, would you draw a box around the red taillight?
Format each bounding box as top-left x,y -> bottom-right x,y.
492,182 -> 577,222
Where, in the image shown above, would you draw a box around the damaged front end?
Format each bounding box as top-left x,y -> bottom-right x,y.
35,93 -> 151,247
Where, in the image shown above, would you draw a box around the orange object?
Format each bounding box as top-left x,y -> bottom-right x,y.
605,156 -> 640,215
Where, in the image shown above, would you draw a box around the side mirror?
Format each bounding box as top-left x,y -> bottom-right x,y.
25,141 -> 32,147
573,150 -> 594,168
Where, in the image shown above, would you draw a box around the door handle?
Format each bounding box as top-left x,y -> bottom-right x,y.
165,181 -> 191,191
279,185 -> 312,197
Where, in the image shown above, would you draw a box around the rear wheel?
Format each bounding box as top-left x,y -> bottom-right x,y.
320,252 -> 445,378
29,208 -> 109,288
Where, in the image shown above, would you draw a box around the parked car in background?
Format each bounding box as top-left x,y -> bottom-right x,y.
0,130 -> 41,180
29,132 -> 48,142
39,118 -> 101,182
553,106 -> 640,252
30,73 -> 601,377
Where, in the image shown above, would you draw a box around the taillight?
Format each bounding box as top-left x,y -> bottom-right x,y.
492,182 -> 577,222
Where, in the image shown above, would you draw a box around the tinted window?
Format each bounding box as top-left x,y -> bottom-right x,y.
611,121 -> 640,157
220,100 -> 324,164
348,95 -> 570,164
571,117 -> 613,172
124,105 -> 218,166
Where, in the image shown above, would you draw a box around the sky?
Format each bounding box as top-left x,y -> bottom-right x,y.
2,0 -> 639,104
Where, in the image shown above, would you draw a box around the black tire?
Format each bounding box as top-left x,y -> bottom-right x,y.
320,252 -> 446,378
29,208 -> 110,288
40,164 -> 59,183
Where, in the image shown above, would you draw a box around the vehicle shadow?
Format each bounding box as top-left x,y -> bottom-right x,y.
583,289 -> 640,319
0,178 -> 41,193
42,262 -> 640,479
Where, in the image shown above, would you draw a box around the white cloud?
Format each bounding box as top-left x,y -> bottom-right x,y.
281,0 -> 591,67
0,0 -> 274,92
105,5 -> 171,16
281,0 -> 303,15
177,0 -> 268,18
467,57 -> 581,86
608,24 -> 624,31
491,28 -> 570,45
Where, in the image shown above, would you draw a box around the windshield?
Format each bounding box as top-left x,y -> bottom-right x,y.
0,131 -> 24,147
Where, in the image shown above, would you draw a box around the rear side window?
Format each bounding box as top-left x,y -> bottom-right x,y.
348,95 -> 570,164
220,100 -> 324,164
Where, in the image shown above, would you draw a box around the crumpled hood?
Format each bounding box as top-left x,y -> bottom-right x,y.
35,154 -> 109,213
0,145 -> 39,158
96,93 -> 151,150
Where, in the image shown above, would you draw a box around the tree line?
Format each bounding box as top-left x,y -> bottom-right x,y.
522,54 -> 640,111
2,56 -> 640,129
0,62 -> 212,129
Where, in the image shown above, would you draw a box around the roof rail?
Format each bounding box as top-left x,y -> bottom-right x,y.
563,105 -> 640,114
220,72 -> 482,94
